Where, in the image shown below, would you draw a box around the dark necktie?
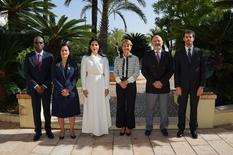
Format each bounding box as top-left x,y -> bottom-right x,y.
37,54 -> 42,70
188,48 -> 192,63
156,51 -> 160,63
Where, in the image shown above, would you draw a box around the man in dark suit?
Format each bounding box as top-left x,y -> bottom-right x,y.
174,30 -> 205,139
24,36 -> 54,141
142,35 -> 173,136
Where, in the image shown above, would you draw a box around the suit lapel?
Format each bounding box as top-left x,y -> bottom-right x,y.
191,47 -> 198,64
159,50 -> 165,65
66,63 -> 73,80
29,52 -> 38,66
57,63 -> 66,79
150,50 -> 159,65
182,48 -> 191,64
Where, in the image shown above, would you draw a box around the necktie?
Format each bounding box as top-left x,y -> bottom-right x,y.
188,48 -> 192,63
156,51 -> 160,63
37,54 -> 42,70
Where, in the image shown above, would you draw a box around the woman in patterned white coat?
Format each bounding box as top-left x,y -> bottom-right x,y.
81,38 -> 111,136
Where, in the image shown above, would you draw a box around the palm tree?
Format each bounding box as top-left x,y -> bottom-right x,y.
124,33 -> 150,60
99,0 -> 147,52
0,31 -> 32,100
99,0 -> 109,52
80,0 -> 147,32
64,0 -> 98,35
0,0 -> 55,30
20,13 -> 93,56
108,28 -> 125,54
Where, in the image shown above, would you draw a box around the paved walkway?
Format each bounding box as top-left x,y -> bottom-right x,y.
1,123 -> 233,155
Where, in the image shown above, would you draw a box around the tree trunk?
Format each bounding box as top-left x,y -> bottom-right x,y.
99,0 -> 109,53
92,0 -> 98,35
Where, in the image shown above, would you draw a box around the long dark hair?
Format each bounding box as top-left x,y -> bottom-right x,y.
55,43 -> 71,69
87,38 -> 105,57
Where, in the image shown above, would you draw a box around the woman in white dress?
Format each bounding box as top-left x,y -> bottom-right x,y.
81,38 -> 111,136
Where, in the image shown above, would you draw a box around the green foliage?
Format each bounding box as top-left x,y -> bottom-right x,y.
151,0 -> 233,104
0,30 -> 32,110
124,33 -> 151,60
108,28 -> 125,48
19,13 -> 93,56
0,0 -> 55,30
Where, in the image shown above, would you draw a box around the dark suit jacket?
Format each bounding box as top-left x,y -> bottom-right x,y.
52,59 -> 78,98
24,51 -> 53,95
174,47 -> 205,91
142,50 -> 173,94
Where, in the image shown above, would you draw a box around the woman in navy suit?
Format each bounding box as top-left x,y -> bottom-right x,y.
52,43 -> 80,139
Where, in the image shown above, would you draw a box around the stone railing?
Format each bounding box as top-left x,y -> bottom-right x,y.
17,89 -> 218,128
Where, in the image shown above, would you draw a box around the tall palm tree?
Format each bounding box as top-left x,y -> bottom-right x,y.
99,0 -> 147,52
80,0 -> 147,32
20,13 -> 93,56
99,0 -> 109,52
64,0 -> 98,35
80,0 -> 147,52
0,0 -> 55,30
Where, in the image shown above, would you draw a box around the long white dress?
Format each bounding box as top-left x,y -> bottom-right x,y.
81,54 -> 111,136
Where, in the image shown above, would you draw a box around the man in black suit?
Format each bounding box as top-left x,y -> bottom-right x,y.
174,30 -> 205,139
24,36 -> 54,141
142,35 -> 173,136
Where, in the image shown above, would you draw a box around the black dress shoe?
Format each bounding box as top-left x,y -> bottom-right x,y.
177,130 -> 184,138
126,131 -> 131,136
191,131 -> 198,139
120,131 -> 125,136
46,132 -> 54,139
33,133 -> 41,141
161,129 -> 168,136
120,128 -> 125,136
70,135 -> 76,139
145,130 -> 152,136
59,136 -> 64,139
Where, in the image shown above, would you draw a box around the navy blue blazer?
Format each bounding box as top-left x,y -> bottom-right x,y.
52,59 -> 78,98
24,51 -> 53,95
141,50 -> 173,94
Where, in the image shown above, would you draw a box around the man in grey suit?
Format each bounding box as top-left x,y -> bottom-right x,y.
174,30 -> 205,139
24,36 -> 54,141
142,35 -> 173,136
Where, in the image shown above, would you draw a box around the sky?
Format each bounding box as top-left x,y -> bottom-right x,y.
51,0 -> 155,35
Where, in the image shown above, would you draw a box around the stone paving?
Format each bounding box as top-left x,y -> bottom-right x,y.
0,123 -> 233,155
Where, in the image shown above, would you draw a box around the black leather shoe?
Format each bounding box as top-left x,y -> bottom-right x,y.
120,131 -> 125,136
177,130 -> 184,138
70,135 -> 76,139
145,130 -> 152,136
120,128 -> 125,136
46,132 -> 54,139
59,136 -> 64,139
33,133 -> 41,141
126,131 -> 131,136
161,129 -> 168,136
191,131 -> 198,139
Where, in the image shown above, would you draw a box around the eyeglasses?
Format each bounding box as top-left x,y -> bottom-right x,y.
34,42 -> 44,44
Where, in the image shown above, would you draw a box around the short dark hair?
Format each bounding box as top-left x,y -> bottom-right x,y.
183,29 -> 195,38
